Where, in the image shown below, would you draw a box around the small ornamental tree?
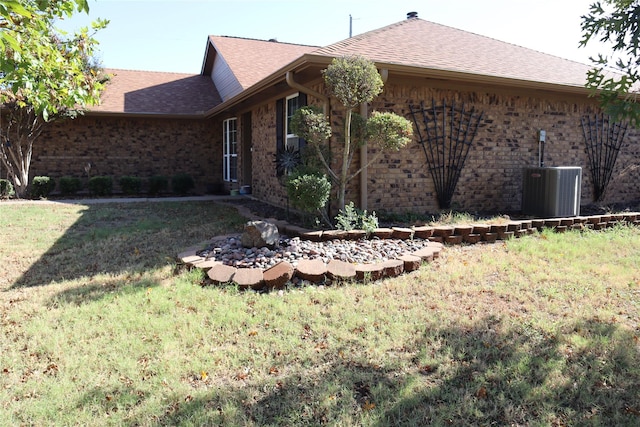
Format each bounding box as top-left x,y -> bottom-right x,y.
0,0 -> 108,197
291,55 -> 413,211
581,0 -> 640,125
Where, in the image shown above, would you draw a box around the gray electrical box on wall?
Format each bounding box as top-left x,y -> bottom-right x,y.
522,167 -> 582,217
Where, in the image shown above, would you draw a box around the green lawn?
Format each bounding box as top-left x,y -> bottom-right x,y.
1,200 -> 639,426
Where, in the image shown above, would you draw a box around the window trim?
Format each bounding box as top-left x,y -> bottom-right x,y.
285,92 -> 300,150
223,117 -> 238,183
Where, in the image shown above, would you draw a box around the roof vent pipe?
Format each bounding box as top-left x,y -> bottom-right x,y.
407,11 -> 418,19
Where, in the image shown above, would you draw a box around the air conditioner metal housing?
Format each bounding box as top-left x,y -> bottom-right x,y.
522,167 -> 582,217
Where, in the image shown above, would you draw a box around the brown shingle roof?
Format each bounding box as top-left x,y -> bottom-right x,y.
311,18 -> 591,88
92,18 -> 595,117
90,69 -> 222,115
208,36 -> 317,89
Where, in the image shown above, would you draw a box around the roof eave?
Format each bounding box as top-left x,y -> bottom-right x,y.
204,55 -> 592,118
376,62 -> 591,95
85,111 -> 207,119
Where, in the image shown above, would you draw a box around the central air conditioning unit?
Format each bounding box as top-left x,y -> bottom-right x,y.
522,167 -> 582,218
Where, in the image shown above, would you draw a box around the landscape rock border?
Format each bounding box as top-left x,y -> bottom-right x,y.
178,204 -> 640,290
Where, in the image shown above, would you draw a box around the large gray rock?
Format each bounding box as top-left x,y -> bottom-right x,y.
241,221 -> 280,248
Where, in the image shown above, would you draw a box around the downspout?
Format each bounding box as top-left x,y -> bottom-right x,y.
360,68 -> 389,211
285,71 -> 329,115
359,102 -> 368,210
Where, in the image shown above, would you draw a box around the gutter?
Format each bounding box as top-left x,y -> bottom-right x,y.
378,62 -> 591,95
85,111 -> 208,120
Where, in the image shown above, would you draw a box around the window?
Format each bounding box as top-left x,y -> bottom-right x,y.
285,93 -> 300,150
223,118 -> 237,182
276,93 -> 306,176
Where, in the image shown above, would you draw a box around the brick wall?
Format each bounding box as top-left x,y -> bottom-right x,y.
30,115 -> 223,194
248,77 -> 640,215
365,79 -> 640,214
250,103 -> 289,206
30,75 -> 638,214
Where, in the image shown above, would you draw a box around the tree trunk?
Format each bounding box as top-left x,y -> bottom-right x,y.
0,109 -> 40,199
337,180 -> 347,214
337,108 -> 353,211
1,135 -> 31,198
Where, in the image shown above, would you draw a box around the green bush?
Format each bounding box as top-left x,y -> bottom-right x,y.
360,210 -> 379,237
30,176 -> 56,199
119,176 -> 142,195
88,176 -> 113,196
335,201 -> 379,235
59,176 -> 82,196
171,173 -> 195,196
286,172 -> 331,214
148,175 -> 168,196
0,179 -> 15,199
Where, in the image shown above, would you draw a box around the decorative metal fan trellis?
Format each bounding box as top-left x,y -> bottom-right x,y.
580,114 -> 628,202
409,100 -> 483,209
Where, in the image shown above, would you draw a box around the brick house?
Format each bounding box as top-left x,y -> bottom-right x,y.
28,14 -> 640,214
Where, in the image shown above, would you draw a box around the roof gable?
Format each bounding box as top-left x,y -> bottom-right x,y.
310,17 -> 592,89
204,36 -> 316,92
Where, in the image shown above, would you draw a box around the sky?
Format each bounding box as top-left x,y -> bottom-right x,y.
57,0 -> 609,74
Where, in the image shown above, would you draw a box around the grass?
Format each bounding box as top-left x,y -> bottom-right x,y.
1,200 -> 639,426
377,209 -> 507,227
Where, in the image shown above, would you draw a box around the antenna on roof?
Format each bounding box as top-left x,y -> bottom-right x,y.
349,14 -> 359,38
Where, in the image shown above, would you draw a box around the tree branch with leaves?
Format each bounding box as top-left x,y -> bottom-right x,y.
0,0 -> 108,197
581,0 -> 640,125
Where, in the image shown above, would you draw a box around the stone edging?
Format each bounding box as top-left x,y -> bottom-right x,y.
178,207 -> 640,290
178,240 -> 443,290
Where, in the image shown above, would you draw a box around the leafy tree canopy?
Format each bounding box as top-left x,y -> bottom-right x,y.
581,0 -> 640,125
0,0 -> 107,197
323,55 -> 383,109
1,0 -> 107,120
0,1 -> 89,54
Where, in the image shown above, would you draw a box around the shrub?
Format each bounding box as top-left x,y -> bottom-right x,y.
361,212 -> 379,237
59,176 -> 82,196
119,176 -> 142,195
171,173 -> 195,196
286,171 -> 332,227
0,179 -> 15,199
88,176 -> 113,196
286,172 -> 331,213
148,175 -> 168,196
30,176 -> 56,199
335,201 -> 359,231
335,201 -> 379,236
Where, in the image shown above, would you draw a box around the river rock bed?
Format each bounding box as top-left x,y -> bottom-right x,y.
196,235 -> 435,269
